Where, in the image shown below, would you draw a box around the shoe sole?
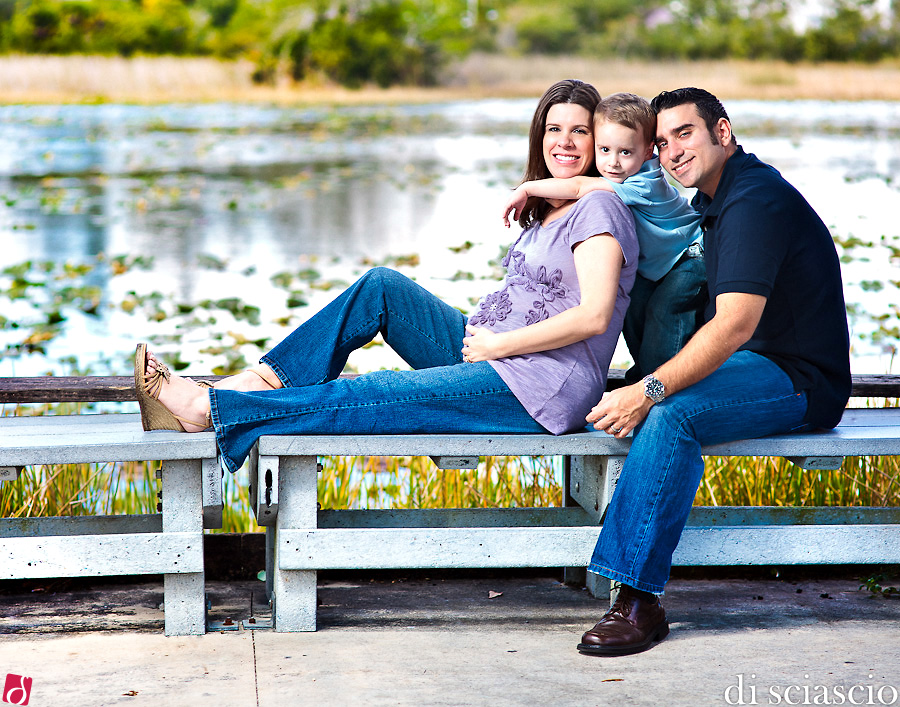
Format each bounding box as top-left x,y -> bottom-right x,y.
576,620 -> 670,657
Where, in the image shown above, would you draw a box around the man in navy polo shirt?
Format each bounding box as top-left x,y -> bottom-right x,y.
577,87 -> 851,656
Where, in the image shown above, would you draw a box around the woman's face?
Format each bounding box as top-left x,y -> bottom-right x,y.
542,103 -> 595,180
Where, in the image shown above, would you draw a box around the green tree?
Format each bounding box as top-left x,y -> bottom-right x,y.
804,0 -> 891,61
257,0 -> 445,87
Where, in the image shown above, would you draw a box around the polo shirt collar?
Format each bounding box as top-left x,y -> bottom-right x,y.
691,144 -> 750,218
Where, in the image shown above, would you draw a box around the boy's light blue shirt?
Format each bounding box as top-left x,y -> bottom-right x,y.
607,156 -> 703,282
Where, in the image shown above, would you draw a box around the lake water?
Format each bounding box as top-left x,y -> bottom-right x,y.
1,98 -> 899,381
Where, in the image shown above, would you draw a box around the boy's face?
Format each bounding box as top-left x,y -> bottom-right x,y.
593,120 -> 654,183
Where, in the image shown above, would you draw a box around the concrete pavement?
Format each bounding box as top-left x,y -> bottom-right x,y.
1,571 -> 899,706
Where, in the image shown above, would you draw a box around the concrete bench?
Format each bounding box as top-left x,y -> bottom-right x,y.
0,413 -> 222,635
251,406 -> 900,631
2,372 -> 899,635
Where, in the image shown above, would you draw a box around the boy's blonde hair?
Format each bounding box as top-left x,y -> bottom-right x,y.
594,92 -> 656,146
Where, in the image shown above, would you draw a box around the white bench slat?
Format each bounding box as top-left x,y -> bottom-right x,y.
0,531 -> 203,579
0,413 -> 140,431
280,527 -> 595,569
258,431 -> 629,457
5,408 -> 895,466
316,506 -> 900,529
257,407 -> 900,459
277,524 -> 900,570
0,413 -> 217,465
830,408 -> 900,426
674,525 -> 900,565
1,514 -> 161,537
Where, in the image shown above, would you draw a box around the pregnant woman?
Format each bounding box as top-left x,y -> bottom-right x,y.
136,78 -> 638,474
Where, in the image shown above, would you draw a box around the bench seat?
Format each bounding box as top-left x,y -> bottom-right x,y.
3,401 -> 899,634
0,413 -> 221,635
251,407 -> 900,631
255,408 -> 900,460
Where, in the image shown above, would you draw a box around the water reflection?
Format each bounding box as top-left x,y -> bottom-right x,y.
1,99 -> 899,376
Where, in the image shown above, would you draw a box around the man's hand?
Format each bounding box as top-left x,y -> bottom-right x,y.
586,382 -> 654,437
501,186 -> 528,228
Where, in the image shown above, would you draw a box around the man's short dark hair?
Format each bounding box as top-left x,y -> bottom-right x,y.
650,87 -> 734,144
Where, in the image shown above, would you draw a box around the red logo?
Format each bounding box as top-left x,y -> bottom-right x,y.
3,675 -> 32,706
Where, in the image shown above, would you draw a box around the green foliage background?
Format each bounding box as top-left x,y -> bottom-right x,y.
0,0 -> 899,87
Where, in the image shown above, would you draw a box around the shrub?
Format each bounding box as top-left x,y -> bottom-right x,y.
7,0 -> 198,55
514,10 -> 577,54
803,2 -> 891,62
258,0 -> 441,88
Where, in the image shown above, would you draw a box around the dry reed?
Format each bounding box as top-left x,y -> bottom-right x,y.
3,54 -> 900,105
318,455 -> 563,511
444,55 -> 900,102
3,452 -> 898,534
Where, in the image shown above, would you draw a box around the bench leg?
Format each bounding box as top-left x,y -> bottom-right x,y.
272,455 -> 318,632
587,572 -> 612,603
265,525 -> 275,601
562,457 -> 587,586
161,459 -> 206,636
568,454 -> 623,602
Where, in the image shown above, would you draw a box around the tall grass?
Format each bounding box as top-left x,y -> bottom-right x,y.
318,455 -> 562,511
0,457 -> 258,532
4,451 -> 899,534
0,56 -> 261,104
0,453 -> 563,533
696,455 -> 900,507
0,459 -> 159,519
5,56 -> 900,104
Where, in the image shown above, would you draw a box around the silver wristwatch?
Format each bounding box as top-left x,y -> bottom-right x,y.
642,374 -> 666,404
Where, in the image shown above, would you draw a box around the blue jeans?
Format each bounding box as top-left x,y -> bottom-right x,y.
623,252 -> 707,383
588,351 -> 809,594
209,268 -> 545,473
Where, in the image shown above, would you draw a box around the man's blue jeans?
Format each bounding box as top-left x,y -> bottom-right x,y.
588,351 -> 809,594
209,268 -> 545,473
623,252 -> 707,383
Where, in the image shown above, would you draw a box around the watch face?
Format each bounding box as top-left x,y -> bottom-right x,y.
644,376 -> 665,402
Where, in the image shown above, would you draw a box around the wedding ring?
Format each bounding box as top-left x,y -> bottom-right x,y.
612,427 -> 622,434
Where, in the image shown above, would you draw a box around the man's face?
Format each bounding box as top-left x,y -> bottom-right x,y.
655,103 -> 732,197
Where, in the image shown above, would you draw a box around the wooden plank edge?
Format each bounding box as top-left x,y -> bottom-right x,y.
1,371 -> 898,404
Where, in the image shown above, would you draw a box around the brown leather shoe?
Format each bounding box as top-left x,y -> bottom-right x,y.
577,584 -> 669,656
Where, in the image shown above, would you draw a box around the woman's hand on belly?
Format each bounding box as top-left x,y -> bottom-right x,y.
462,325 -> 505,362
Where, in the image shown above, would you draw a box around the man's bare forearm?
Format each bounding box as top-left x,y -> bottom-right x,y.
653,292 -> 767,396
586,292 -> 767,437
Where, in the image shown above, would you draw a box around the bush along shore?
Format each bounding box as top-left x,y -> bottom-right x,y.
0,0 -> 899,91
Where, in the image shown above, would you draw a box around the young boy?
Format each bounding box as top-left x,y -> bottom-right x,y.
501,92 -> 707,383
